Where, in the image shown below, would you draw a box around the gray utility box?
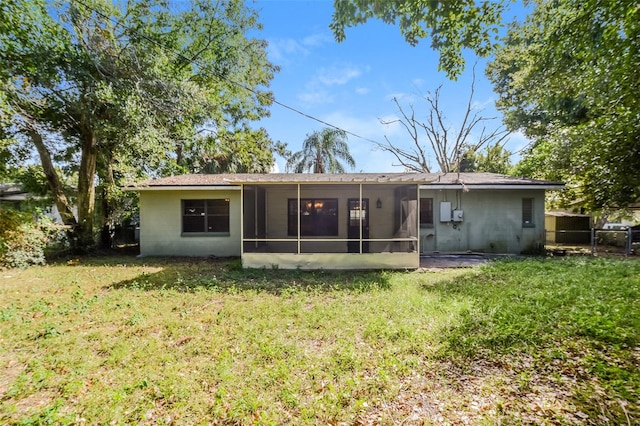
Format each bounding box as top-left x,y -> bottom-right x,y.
440,202 -> 452,222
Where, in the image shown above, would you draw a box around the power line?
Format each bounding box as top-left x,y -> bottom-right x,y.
67,0 -> 385,146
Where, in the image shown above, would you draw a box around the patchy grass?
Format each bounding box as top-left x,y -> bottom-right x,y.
0,256 -> 638,424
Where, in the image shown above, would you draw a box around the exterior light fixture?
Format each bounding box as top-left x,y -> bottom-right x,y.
376,198 -> 382,208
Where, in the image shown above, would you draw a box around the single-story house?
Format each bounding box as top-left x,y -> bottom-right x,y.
0,182 -> 70,224
127,173 -> 563,269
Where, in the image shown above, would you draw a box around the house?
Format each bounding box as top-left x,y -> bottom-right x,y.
0,182 -> 69,223
127,173 -> 563,269
0,183 -> 30,210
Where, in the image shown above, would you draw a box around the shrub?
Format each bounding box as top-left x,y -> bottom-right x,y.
0,208 -> 67,269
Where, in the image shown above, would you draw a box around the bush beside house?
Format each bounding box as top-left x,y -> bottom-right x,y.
0,208 -> 67,269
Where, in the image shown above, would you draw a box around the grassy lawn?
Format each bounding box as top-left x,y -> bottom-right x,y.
0,256 -> 638,424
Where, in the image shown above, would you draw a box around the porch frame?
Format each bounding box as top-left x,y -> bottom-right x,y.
240,182 -> 420,269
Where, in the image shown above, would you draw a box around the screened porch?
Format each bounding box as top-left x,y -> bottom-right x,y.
241,182 -> 419,269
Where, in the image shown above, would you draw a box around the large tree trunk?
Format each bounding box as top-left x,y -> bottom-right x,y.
76,115 -> 98,251
99,154 -> 116,249
27,128 -> 78,229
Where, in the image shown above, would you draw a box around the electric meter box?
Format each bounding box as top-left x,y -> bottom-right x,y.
452,210 -> 464,222
440,202 -> 452,222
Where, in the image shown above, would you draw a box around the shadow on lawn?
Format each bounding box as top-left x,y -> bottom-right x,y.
105,256 -> 393,294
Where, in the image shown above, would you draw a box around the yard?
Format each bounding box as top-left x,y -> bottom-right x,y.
1,256 -> 638,424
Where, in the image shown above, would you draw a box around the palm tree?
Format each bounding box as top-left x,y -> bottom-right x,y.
286,128 -> 356,173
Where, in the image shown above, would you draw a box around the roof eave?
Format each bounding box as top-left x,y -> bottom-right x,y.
124,185 -> 240,191
420,184 -> 565,190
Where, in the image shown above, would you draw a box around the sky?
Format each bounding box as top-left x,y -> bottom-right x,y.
248,0 -> 531,173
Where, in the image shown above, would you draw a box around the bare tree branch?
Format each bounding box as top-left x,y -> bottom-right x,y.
379,66 -> 510,173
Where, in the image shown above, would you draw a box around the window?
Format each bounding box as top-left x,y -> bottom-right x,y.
182,199 -> 230,234
288,198 -> 338,236
522,198 -> 534,227
420,198 -> 434,226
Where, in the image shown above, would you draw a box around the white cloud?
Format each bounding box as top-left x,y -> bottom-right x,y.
301,32 -> 332,48
267,32 -> 331,64
320,111 -> 406,146
317,65 -> 363,86
385,91 -> 420,104
267,38 -> 307,63
355,87 -> 370,95
297,64 -> 367,105
471,96 -> 496,111
297,90 -> 335,105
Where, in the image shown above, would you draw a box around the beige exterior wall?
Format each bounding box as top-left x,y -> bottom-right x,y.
419,188 -> 546,254
139,189 -> 241,257
138,185 -> 547,260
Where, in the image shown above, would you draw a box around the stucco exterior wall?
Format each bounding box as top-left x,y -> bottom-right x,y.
419,189 -> 546,254
139,189 -> 241,257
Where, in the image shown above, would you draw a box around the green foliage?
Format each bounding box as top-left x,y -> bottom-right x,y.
331,0 -> 508,79
0,208 -> 66,269
488,0 -> 640,211
286,128 -> 355,173
0,0 -> 278,250
460,143 -> 513,174
179,126 -> 287,174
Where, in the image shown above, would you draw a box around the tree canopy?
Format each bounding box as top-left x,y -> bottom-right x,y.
331,0 -> 507,79
286,128 -> 355,173
0,0 -> 278,250
487,0 -> 640,212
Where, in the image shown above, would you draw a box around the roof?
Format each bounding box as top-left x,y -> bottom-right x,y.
127,173 -> 564,190
0,183 -> 30,201
545,211 -> 591,218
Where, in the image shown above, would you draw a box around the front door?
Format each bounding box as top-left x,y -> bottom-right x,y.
347,198 -> 369,253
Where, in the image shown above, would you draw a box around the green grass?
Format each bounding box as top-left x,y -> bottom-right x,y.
0,256 -> 638,424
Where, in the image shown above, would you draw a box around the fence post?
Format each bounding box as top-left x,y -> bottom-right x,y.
628,227 -> 633,256
591,228 -> 596,255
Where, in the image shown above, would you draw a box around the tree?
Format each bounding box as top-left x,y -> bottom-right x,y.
487,0 -> 640,212
459,143 -> 513,174
330,0 -> 508,79
178,127 -> 288,174
378,71 -> 509,173
0,0 -> 277,251
286,128 -> 355,173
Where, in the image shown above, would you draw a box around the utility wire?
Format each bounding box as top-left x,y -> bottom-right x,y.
68,0 -> 385,146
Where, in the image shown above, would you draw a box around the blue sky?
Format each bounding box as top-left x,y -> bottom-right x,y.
249,0 -> 530,173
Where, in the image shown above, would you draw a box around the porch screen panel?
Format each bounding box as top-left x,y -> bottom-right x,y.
288,198 -> 338,236
392,185 -> 418,252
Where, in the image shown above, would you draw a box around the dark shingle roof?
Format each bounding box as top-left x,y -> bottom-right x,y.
128,173 -> 563,189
